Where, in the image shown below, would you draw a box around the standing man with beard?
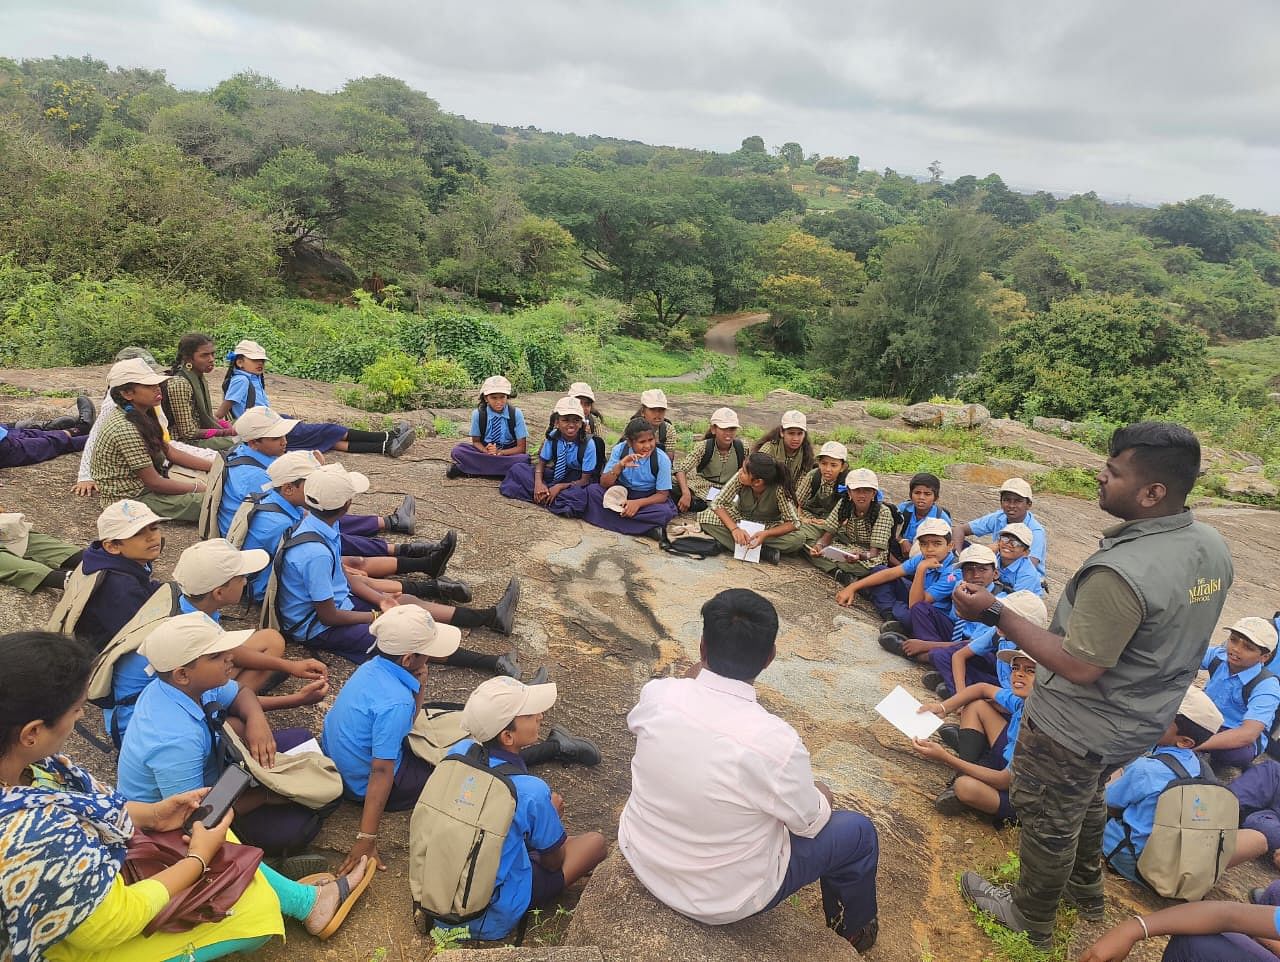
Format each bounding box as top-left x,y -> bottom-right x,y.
952,422 -> 1233,948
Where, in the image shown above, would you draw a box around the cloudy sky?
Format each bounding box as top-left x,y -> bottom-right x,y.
4,0 -> 1279,211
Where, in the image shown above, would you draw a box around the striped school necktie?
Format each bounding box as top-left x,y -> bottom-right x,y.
951,618 -> 968,644
553,440 -> 570,483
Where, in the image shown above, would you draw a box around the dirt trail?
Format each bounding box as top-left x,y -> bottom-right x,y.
646,312 -> 770,383
2,369 -> 1275,962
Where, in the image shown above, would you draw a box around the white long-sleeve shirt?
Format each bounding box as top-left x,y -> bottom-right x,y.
77,391 -> 214,483
618,669 -> 831,924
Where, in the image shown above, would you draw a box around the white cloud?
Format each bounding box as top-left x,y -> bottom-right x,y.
2,0 -> 1279,209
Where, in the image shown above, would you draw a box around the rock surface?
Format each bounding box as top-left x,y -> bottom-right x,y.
900,402 -> 991,430
1222,473 -> 1279,499
563,853 -> 858,962
437,950 -> 604,962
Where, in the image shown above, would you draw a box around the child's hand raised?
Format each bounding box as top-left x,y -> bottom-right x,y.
619,452 -> 641,469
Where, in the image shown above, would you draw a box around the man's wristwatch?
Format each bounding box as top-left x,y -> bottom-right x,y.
978,598 -> 1005,627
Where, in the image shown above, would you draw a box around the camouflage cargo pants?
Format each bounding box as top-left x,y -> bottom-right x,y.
1009,718 -> 1118,939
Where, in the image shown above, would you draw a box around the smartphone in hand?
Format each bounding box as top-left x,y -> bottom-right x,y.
184,766 -> 253,831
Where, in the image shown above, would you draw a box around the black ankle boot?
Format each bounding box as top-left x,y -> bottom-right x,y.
384,495 -> 417,534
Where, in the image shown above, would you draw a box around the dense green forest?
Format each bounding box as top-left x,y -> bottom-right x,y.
1,55 -> 1278,477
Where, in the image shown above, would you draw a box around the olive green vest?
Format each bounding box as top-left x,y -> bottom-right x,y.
737,484 -> 784,525
1027,510 -> 1233,764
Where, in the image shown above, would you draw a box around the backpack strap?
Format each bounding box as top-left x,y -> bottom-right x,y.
272,528 -> 339,637
649,449 -> 659,478
1154,753 -> 1193,782
1207,656 -> 1275,704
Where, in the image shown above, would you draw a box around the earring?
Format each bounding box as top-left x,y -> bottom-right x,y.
184,362 -> 193,371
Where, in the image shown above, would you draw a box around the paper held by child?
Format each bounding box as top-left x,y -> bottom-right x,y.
733,520 -> 765,564
706,486 -> 722,501
875,686 -> 944,741
819,544 -> 861,562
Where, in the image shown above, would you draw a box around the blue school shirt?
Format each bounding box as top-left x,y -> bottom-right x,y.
969,509 -> 1047,568
897,502 -> 952,543
1201,645 -> 1280,750
968,633 -> 1019,690
242,490 -> 304,600
223,371 -> 270,420
217,443 -> 274,537
0,425 -> 7,443
116,678 -> 240,802
998,555 -> 1043,596
993,687 -> 1025,767
469,405 -> 528,447
322,657 -> 417,797
447,738 -> 566,941
900,552 -> 960,610
605,442 -> 673,496
106,601 -> 222,741
538,432 -> 599,483
1102,746 -> 1201,859
277,511 -> 349,641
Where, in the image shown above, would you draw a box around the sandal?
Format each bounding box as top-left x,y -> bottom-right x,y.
313,859 -> 375,940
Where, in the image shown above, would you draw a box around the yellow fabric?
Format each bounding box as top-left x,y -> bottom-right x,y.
46,867 -> 284,962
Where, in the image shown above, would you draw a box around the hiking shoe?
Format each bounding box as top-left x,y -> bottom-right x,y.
38,415 -> 78,431
959,872 -> 1049,947
761,546 -> 781,565
526,666 -> 550,686
281,852 -> 330,880
548,725 -> 602,766
423,577 -> 472,604
921,670 -> 945,691
1061,888 -> 1105,922
936,682 -> 951,700
934,786 -> 967,815
938,724 -> 961,752
878,631 -> 906,656
491,577 -> 520,635
386,421 -> 416,458
834,571 -> 855,587
881,619 -> 908,636
843,917 -> 878,953
445,464 -> 463,479
385,495 -> 417,534
494,653 -> 520,679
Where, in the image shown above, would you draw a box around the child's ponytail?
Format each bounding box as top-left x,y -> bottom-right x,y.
109,385 -> 166,470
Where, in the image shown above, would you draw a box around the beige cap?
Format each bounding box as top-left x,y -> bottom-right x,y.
97,500 -> 168,541
957,544 -> 998,566
140,611 -> 253,675
640,388 -> 668,409
461,675 -> 558,742
1002,590 -> 1050,629
0,513 -> 33,557
998,648 -> 1037,667
817,441 -> 848,462
304,462 -> 371,510
481,375 -> 512,397
367,606 -> 462,658
107,357 -> 170,388
844,467 -> 879,490
914,517 -> 952,540
553,397 -> 585,419
602,485 -> 629,513
568,381 -> 595,401
1227,616 -> 1279,654
999,522 -> 1034,548
999,477 -> 1034,501
231,339 -> 268,361
173,539 -> 270,596
780,410 -> 807,431
266,449 -> 324,488
1177,685 -> 1224,734
709,407 -> 740,429
234,406 -> 298,440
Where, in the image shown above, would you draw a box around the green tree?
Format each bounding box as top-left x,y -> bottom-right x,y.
962,293 -> 1212,421
740,135 -> 766,153
778,142 -> 804,167
809,210 -> 995,400
1144,195 -> 1277,264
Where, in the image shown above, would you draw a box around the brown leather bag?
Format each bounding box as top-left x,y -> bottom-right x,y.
122,829 -> 263,935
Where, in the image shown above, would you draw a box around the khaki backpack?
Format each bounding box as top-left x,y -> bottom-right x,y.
225,491 -> 289,550
197,451 -> 259,541
1111,754 -> 1239,901
84,583 -> 183,703
46,566 -> 104,639
220,724 -> 343,811
410,742 -> 522,929
406,703 -> 468,767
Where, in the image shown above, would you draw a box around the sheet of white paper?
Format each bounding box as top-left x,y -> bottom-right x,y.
706,486 -> 721,501
281,737 -> 321,757
874,685 -> 944,741
819,544 -> 859,562
733,519 -> 765,564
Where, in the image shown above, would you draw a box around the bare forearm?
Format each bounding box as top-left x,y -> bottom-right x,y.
1199,723 -> 1263,752
360,765 -> 395,836
995,610 -> 1104,684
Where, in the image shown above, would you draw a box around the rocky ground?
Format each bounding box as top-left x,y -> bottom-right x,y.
2,366 -> 1278,962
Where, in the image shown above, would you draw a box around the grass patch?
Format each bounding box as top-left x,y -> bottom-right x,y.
1033,467 -> 1098,500
432,416 -> 460,439
964,852 -> 1077,962
865,401 -> 898,420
